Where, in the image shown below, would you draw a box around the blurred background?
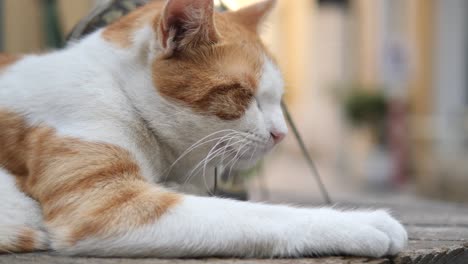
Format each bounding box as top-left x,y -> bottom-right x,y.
0,0 -> 466,204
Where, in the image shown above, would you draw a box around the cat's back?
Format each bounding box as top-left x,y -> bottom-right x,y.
0,40 -> 130,125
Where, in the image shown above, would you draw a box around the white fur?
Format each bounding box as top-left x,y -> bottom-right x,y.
0,168 -> 47,249
0,13 -> 407,258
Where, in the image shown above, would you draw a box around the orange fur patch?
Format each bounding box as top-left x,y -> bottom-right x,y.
0,110 -> 32,178
0,54 -> 20,72
0,109 -> 181,246
0,228 -> 44,253
68,183 -> 180,243
14,228 -> 36,252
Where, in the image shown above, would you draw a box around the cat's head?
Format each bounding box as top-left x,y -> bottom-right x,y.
121,0 -> 287,169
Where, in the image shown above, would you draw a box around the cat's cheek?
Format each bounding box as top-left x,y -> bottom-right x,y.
230,101 -> 260,129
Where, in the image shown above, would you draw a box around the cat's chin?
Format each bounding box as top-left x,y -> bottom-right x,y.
228,151 -> 269,170
215,142 -> 273,169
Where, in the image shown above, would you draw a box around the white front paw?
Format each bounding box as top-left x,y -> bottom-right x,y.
336,221 -> 393,258
347,210 -> 408,256
290,209 -> 408,258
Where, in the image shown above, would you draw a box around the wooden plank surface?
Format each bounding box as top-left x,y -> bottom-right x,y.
1,195 -> 467,264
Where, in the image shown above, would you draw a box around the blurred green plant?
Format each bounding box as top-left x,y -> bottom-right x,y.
335,85 -> 390,145
42,0 -> 64,48
343,88 -> 388,127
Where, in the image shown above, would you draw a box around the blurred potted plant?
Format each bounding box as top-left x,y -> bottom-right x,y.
343,88 -> 388,142
340,86 -> 392,187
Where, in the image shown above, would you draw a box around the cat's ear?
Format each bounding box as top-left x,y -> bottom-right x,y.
157,0 -> 219,57
232,0 -> 276,33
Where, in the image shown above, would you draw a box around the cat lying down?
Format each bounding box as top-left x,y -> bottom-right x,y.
0,0 -> 407,258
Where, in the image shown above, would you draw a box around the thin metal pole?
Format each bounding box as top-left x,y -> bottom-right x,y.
281,101 -> 333,205
214,166 -> 218,196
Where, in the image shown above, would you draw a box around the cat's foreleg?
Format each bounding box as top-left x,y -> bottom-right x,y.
51,192 -> 407,258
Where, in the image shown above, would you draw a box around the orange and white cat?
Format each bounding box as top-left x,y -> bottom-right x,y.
0,0 -> 407,258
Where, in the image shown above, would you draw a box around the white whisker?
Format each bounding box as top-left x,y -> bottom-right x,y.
225,141 -> 251,182
183,135 -> 245,188
162,129 -> 239,181
186,136 -> 243,180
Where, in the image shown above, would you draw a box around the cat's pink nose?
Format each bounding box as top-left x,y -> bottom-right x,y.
271,131 -> 286,144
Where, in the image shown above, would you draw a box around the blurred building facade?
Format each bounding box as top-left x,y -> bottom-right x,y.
258,0 -> 468,201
